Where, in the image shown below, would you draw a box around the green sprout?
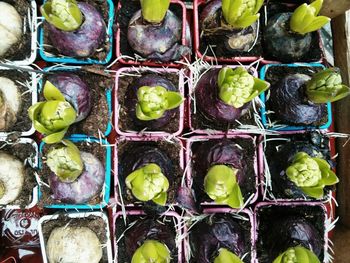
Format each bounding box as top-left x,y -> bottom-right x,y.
141,0 -> 170,24
131,240 -> 171,263
28,81 -> 77,144
41,0 -> 83,31
136,86 -> 183,121
204,165 -> 244,208
221,0 -> 264,29
290,0 -> 330,35
46,140 -> 83,183
306,68 -> 350,103
273,246 -> 320,263
218,67 -> 270,108
125,163 -> 169,206
214,248 -> 243,263
286,152 -> 339,199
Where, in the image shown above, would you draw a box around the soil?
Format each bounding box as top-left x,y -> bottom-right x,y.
0,0 -> 32,62
0,69 -> 32,134
117,140 -> 183,207
42,69 -> 113,137
39,140 -> 106,206
256,204 -> 326,263
264,132 -> 333,200
189,213 -> 252,263
41,215 -> 109,263
190,137 -> 257,204
262,2 -> 323,62
117,0 -> 184,63
198,1 -> 263,59
0,140 -> 36,208
115,214 -> 178,263
42,0 -> 111,61
264,65 -> 328,127
117,71 -> 180,133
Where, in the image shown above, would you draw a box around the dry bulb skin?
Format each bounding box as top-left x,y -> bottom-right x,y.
0,2 -> 22,56
0,152 -> 25,205
46,226 -> 102,263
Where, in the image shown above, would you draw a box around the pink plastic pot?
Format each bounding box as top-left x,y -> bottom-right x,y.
183,207 -> 256,263
114,67 -> 185,138
188,64 -> 261,135
185,135 -> 259,208
115,0 -> 189,68
257,131 -> 334,202
112,209 -> 184,262
114,136 -> 185,207
254,202 -> 330,263
193,0 -> 261,63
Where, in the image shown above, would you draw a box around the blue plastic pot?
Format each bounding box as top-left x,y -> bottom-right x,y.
40,66 -> 112,137
39,0 -> 114,65
38,136 -> 112,210
259,63 -> 332,131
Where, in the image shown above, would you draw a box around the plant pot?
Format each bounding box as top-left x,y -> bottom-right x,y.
0,138 -> 38,209
186,135 -> 259,209
115,67 -> 185,137
116,0 -> 190,68
0,66 -> 37,137
114,136 -> 184,209
38,0 -> 115,65
259,63 -> 332,131
38,211 -> 113,263
38,135 -> 112,210
255,202 -> 331,263
193,0 -> 262,63
39,66 -> 113,138
0,0 -> 38,65
188,64 -> 263,135
184,207 -> 255,263
261,2 -> 324,64
113,209 -> 184,263
258,131 -> 335,202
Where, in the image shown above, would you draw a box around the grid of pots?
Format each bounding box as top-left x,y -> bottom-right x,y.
0,0 -> 344,263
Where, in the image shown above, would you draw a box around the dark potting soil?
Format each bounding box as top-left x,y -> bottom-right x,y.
262,2 -> 323,62
39,140 -> 106,206
190,137 -> 257,204
256,204 -> 326,263
264,65 -> 328,127
0,141 -> 36,208
0,0 -> 32,62
115,214 -> 178,263
42,70 -> 112,137
42,0 -> 111,61
41,215 -> 108,263
117,140 -> 183,207
0,69 -> 32,134
263,132 -> 333,200
117,71 -> 180,133
117,0 -> 184,63
189,213 -> 252,263
197,1 -> 262,59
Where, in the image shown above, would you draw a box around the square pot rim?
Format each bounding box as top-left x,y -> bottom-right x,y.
113,136 -> 185,208
112,209 -> 183,263
185,134 -> 259,208
114,66 -> 185,137
40,65 -> 113,137
0,137 -> 39,210
115,0 -> 189,68
259,63 -> 332,131
38,0 -> 115,65
38,211 -> 113,263
38,135 -> 112,210
193,0 -> 262,63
